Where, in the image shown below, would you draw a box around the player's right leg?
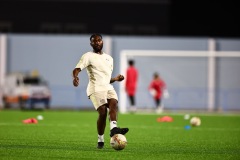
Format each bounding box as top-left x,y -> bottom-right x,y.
90,91 -> 108,149
96,105 -> 107,149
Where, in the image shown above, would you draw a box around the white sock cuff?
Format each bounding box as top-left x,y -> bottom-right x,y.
98,134 -> 104,142
110,121 -> 117,130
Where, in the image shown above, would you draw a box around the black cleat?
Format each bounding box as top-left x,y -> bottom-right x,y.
97,142 -> 104,149
110,127 -> 129,137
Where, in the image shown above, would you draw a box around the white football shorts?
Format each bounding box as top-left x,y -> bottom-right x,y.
89,90 -> 118,110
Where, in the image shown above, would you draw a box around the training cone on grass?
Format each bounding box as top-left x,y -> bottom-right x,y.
22,118 -> 38,124
157,116 -> 173,122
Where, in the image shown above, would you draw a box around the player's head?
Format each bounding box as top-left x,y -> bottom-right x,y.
128,60 -> 134,66
90,33 -> 103,53
153,72 -> 159,79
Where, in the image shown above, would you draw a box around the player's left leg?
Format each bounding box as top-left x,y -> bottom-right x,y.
155,98 -> 163,113
128,95 -> 136,113
107,90 -> 129,137
155,98 -> 160,107
129,95 -> 135,106
108,98 -> 129,137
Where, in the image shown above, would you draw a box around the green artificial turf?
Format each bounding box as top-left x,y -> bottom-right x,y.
0,110 -> 240,160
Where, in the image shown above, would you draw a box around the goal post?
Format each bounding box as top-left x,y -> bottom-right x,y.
0,34 -> 7,107
119,49 -> 240,114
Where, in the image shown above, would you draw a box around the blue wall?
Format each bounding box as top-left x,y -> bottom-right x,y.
6,34 -> 240,110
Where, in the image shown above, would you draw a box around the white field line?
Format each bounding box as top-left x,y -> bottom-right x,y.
0,123 -> 239,131
133,126 -> 240,131
125,111 -> 240,116
0,123 -> 90,128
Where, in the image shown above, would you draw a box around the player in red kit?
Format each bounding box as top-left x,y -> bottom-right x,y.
125,60 -> 138,112
149,72 -> 167,113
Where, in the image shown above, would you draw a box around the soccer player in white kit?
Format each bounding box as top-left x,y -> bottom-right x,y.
72,34 -> 129,149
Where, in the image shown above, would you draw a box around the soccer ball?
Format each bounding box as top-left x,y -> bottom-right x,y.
190,117 -> 201,126
110,134 -> 127,150
37,115 -> 44,120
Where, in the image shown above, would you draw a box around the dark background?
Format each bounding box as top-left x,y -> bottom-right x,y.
0,0 -> 239,38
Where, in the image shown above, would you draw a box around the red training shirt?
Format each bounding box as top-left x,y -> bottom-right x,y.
125,66 -> 138,96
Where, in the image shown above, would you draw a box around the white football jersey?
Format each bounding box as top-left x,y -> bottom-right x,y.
75,52 -> 114,96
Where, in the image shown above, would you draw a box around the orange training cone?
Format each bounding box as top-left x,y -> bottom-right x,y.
22,118 -> 38,124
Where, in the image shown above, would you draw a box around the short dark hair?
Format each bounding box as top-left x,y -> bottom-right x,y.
128,60 -> 134,66
154,72 -> 159,78
90,33 -> 102,41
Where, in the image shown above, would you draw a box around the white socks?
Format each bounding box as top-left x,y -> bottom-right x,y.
98,135 -> 104,142
110,121 -> 117,130
98,121 -> 117,143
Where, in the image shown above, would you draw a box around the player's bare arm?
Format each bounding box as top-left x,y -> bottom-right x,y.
110,74 -> 124,83
72,68 -> 81,87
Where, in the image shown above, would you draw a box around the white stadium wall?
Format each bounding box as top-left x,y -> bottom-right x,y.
1,34 -> 240,112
